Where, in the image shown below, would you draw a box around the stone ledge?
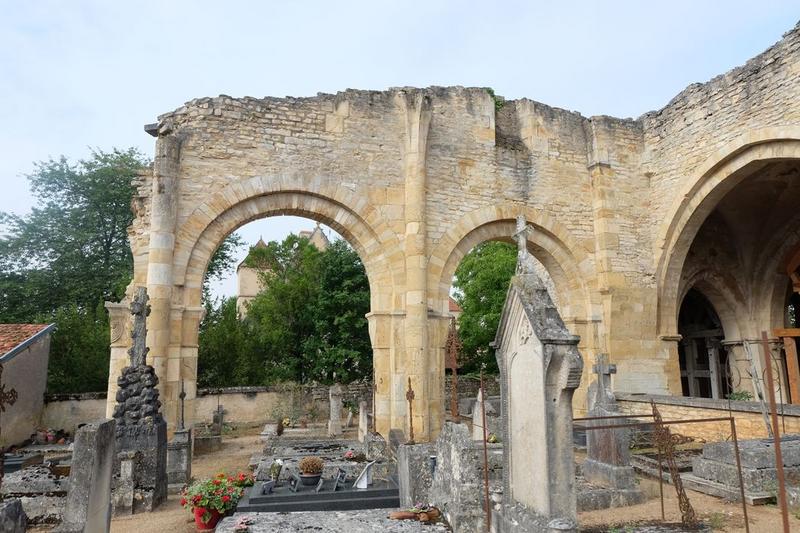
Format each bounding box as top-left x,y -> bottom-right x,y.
616,393 -> 800,417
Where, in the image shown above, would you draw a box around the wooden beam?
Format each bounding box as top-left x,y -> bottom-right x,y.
773,327 -> 800,337
784,336 -> 800,405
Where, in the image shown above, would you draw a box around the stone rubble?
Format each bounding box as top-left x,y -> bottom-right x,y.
216,509 -> 450,532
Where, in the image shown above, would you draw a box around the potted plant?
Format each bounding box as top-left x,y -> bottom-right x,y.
298,456 -> 324,486
181,474 -> 244,530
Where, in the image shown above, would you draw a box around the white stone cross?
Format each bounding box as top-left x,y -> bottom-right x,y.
592,354 -> 616,406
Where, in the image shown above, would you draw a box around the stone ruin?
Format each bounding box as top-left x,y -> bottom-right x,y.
111,287 -> 167,514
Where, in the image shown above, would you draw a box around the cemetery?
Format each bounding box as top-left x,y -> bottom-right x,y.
2,11 -> 800,533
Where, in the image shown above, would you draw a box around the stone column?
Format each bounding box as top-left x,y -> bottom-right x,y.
178,307 -> 204,428
396,90 -> 434,441
328,384 -> 344,437
146,134 -> 181,430
105,301 -> 131,418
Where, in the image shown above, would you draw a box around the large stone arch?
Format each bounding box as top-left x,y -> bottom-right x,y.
171,176 -> 402,310
428,204 -> 595,326
656,128 -> 800,335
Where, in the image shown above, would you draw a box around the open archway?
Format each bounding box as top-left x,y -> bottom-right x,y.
656,132 -> 800,400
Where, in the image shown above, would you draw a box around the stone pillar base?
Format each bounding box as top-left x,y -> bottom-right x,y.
491,502 -> 577,533
167,428 -> 192,493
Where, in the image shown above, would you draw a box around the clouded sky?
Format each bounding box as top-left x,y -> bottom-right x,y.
1,1 -> 798,296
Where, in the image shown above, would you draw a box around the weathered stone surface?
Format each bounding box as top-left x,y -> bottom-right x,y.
216,509 -> 449,532
429,422 -> 503,533
358,400 -> 369,442
700,435 -> 800,469
397,443 -> 435,508
112,419 -> 167,514
471,389 -> 500,441
166,427 -> 192,492
56,419 -> 116,533
1,465 -> 68,523
328,384 -> 343,437
0,499 -> 27,533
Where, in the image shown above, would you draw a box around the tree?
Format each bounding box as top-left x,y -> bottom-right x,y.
453,241 -> 516,374
196,233 -> 373,388
0,148 -> 146,315
303,239 -> 371,383
0,148 -> 243,393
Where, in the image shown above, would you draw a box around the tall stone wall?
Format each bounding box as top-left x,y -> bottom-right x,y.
113,22 -> 800,438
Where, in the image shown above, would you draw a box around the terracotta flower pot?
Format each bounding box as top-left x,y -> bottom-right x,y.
194,507 -> 222,530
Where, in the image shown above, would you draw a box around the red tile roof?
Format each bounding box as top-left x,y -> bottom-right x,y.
0,324 -> 52,356
449,297 -> 462,313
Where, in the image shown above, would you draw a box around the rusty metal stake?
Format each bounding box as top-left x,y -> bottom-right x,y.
656,442 -> 665,521
480,369 -> 491,532
729,417 -> 750,533
761,331 -> 790,533
406,377 -> 415,444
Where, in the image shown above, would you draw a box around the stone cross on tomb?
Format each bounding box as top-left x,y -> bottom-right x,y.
128,286 -> 151,367
0,363 -> 18,487
591,354 -> 616,408
512,215 -> 540,278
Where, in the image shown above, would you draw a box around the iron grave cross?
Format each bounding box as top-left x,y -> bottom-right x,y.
128,286 -> 151,367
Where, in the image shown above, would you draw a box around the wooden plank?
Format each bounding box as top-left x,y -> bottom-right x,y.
783,336 -> 800,405
773,328 -> 800,338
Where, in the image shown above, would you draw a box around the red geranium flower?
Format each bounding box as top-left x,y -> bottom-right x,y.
180,497 -> 187,506
212,479 -> 221,486
222,495 -> 231,503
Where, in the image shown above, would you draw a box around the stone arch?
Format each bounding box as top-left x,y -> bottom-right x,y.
171,176 -> 402,311
678,269 -> 746,342
656,128 -> 800,335
429,204 -> 595,325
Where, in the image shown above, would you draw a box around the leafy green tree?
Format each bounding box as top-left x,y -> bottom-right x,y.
197,233 -> 373,387
303,239 -> 371,383
453,241 -> 516,374
0,148 -> 146,315
0,148 -> 243,393
45,302 -> 110,393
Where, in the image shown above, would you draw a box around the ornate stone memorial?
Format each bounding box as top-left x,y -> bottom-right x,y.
111,287 -> 167,514
492,216 -> 583,533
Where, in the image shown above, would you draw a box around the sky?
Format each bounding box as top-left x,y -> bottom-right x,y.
1,1 -> 798,296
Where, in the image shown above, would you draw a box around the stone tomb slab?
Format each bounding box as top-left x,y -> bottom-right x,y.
235,478 -> 400,513
683,436 -> 800,504
217,508 -> 448,533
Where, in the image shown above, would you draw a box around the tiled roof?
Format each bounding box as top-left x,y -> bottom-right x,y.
449,297 -> 462,313
0,324 -> 52,357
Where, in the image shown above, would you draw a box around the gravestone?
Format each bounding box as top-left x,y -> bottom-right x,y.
111,287 -> 167,514
328,384 -> 344,437
358,400 -> 369,442
166,382 -> 192,493
492,216 -> 583,533
0,499 -> 26,533
211,404 -> 225,436
471,388 -> 500,441
580,354 -> 645,508
56,419 -> 116,533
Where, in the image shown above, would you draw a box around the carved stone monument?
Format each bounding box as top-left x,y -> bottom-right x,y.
580,354 -> 645,508
167,381 -> 192,493
111,287 -> 167,514
492,216 -> 583,533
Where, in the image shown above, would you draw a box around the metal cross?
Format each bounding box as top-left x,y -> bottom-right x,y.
406,377 -> 415,444
0,363 -> 19,488
178,380 -> 186,430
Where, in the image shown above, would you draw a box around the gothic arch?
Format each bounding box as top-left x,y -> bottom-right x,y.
428,204 -> 595,324
656,128 -> 800,335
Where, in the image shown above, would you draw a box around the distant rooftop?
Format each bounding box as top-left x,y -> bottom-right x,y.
0,324 -> 54,360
